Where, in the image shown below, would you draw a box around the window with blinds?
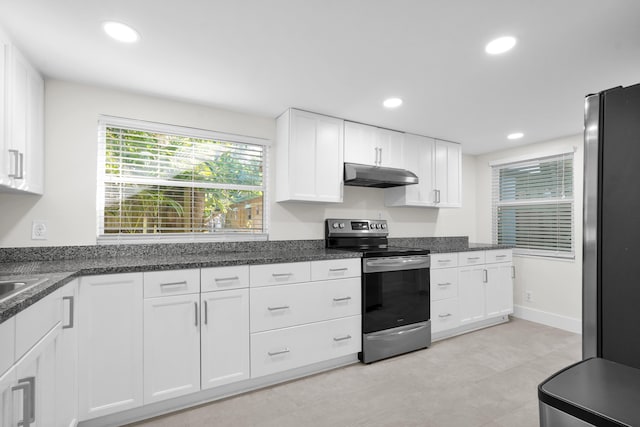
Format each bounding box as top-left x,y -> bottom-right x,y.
491,152 -> 574,258
97,117 -> 269,243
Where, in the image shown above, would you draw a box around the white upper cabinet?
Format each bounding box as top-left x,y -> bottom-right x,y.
276,108 -> 344,203
385,135 -> 461,208
434,139 -> 462,207
0,28 -> 44,195
344,121 -> 404,168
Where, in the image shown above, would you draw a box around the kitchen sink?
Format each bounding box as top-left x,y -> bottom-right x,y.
0,277 -> 48,302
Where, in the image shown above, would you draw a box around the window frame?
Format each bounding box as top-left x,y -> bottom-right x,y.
491,150 -> 575,259
96,115 -> 270,244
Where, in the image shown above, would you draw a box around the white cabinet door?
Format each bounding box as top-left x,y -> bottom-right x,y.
384,134 -> 437,207
201,288 -> 250,390
458,266 -> 486,325
23,62 -> 44,195
344,121 -> 378,165
56,280 -> 78,427
434,140 -> 461,207
0,32 -> 9,188
485,263 -> 514,318
376,128 -> 404,168
276,109 -> 344,203
14,325 -> 60,427
0,364 -> 16,427
78,273 -> 143,421
143,293 -> 201,404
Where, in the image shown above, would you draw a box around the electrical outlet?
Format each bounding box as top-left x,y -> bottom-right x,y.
525,290 -> 533,302
32,220 -> 48,240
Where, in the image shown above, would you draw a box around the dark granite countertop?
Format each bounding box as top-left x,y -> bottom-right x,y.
0,237 -> 512,324
0,248 -> 360,324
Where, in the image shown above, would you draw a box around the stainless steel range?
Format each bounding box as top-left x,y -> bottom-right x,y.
325,218 -> 431,363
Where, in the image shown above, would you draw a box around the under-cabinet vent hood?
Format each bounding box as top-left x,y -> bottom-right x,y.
343,163 -> 419,188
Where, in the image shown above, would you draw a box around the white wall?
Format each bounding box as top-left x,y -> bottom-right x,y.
0,80 -> 479,247
475,135 -> 584,333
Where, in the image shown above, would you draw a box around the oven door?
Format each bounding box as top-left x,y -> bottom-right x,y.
362,255 -> 430,334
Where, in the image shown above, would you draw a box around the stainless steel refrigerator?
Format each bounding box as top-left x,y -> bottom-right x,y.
583,82 -> 640,367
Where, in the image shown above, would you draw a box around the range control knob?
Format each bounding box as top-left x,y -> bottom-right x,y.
339,223 -> 345,229
332,223 -> 339,229
369,223 -> 376,230
376,223 -> 381,229
381,223 -> 387,229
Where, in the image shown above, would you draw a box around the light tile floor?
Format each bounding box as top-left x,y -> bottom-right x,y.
129,318 -> 581,427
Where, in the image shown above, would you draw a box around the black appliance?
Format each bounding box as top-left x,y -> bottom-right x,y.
539,83 -> 640,426
325,218 -> 431,363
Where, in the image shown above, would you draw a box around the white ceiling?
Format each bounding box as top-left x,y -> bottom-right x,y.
1,0 -> 639,154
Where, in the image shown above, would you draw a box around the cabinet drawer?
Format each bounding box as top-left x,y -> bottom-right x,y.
431,298 -> 460,334
250,278 -> 361,332
250,315 -> 361,378
143,269 -> 200,298
250,262 -> 311,288
311,258 -> 361,281
458,251 -> 486,266
485,250 -> 512,264
15,288 -> 61,360
430,253 -> 458,269
0,318 -> 15,375
201,265 -> 249,291
430,268 -> 458,301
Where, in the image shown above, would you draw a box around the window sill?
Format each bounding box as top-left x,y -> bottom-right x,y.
97,233 -> 269,245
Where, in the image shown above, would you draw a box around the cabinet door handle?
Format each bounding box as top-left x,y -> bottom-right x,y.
204,300 -> 208,325
8,149 -> 19,178
13,376 -> 35,426
379,147 -> 383,165
438,313 -> 452,318
194,302 -> 199,327
333,335 -> 352,342
214,276 -> 239,283
437,282 -> 451,287
374,147 -> 380,165
483,269 -> 488,283
63,296 -> 74,329
268,348 -> 290,356
17,152 -> 24,179
435,189 -> 441,204
333,296 -> 352,302
512,266 -> 516,279
267,305 -> 290,311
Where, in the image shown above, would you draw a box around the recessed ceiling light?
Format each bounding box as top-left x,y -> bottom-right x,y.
383,98 -> 403,108
485,36 -> 516,55
103,21 -> 140,43
507,132 -> 524,140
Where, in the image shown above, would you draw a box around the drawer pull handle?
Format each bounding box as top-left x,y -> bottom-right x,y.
268,305 -> 290,311
467,257 -> 480,260
268,348 -> 290,356
437,259 -> 450,263
333,335 -> 352,342
160,281 -> 188,289
496,255 -> 507,258
272,273 -> 293,278
214,276 -> 239,282
333,296 -> 352,302
438,313 -> 453,318
329,267 -> 349,272
437,283 -> 451,287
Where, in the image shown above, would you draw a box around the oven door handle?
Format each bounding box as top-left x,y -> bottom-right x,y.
365,324 -> 429,341
364,257 -> 430,273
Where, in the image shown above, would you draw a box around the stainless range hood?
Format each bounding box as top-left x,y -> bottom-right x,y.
344,163 -> 419,188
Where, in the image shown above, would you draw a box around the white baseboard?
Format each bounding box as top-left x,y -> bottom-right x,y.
513,305 -> 582,334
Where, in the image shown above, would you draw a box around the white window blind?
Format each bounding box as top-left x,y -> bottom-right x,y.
491,152 -> 574,258
97,116 -> 269,243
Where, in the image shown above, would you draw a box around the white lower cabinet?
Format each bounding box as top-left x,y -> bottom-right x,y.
200,288 -> 250,390
78,273 -> 144,421
57,280 -> 79,427
143,293 -> 201,404
431,250 -> 514,340
250,316 -> 361,378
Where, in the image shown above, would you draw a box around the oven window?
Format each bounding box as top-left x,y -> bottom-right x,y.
363,268 -> 430,333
